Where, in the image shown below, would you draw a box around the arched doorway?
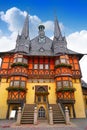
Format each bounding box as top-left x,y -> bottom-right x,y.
38,106 -> 45,119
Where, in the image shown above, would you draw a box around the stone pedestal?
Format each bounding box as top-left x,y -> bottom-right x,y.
34,107 -> 38,125
65,106 -> 70,125
16,107 -> 22,125
49,106 -> 53,125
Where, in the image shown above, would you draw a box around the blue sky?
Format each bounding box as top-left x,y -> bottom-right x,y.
0,0 -> 87,33
0,0 -> 87,81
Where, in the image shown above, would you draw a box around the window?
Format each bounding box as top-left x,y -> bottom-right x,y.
21,81 -> 25,87
38,96 -> 41,102
34,64 -> 38,69
43,96 -> 46,102
60,55 -> 70,64
39,48 -> 44,52
14,58 -> 16,63
55,60 -> 59,65
14,81 -> 20,87
17,58 -> 22,62
70,81 -> 73,87
57,82 -> 62,87
10,81 -> 13,86
63,81 -> 69,87
39,37 -> 45,43
39,64 -> 43,69
10,80 -> 26,87
60,59 -> 66,63
57,81 -> 62,89
23,58 -> 28,64
14,57 -> 28,64
45,64 -> 49,69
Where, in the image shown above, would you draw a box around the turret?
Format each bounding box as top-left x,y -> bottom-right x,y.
15,13 -> 30,54
53,17 -> 67,55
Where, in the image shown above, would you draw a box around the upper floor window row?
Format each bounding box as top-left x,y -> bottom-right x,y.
14,58 -> 28,64
34,64 -> 49,69
56,80 -> 73,89
10,80 -> 26,87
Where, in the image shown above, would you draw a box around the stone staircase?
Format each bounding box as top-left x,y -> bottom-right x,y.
21,104 -> 35,124
50,104 -> 65,124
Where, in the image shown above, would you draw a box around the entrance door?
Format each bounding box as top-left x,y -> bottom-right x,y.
38,106 -> 45,119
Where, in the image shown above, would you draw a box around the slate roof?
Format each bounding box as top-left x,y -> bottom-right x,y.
81,80 -> 87,89
0,14 -> 84,59
29,36 -> 53,56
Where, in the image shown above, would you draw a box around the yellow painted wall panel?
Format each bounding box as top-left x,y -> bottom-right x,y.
1,78 -> 7,83
74,82 -> 86,118
26,83 -> 35,104
0,82 -> 8,119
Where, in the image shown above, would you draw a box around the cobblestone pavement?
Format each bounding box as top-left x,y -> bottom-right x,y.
0,119 -> 87,130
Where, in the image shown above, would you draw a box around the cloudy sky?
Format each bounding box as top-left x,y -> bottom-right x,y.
0,0 -> 87,81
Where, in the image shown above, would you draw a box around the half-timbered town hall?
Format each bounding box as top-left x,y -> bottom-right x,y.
0,14 -> 86,124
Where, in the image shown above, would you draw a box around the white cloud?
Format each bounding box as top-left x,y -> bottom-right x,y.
30,15 -> 41,25
0,32 -> 17,52
0,7 -> 65,39
43,21 -> 54,31
67,30 -> 87,81
0,7 -> 27,33
80,55 -> 87,81
0,7 -> 42,50
67,30 -> 87,53
0,7 -> 42,38
29,15 -> 41,38
43,21 -> 64,32
0,30 -> 2,37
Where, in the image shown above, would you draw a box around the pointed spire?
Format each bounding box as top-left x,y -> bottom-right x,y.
21,13 -> 29,38
54,17 -> 62,39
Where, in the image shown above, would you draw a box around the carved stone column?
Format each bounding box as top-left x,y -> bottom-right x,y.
49,106 -> 53,125
65,106 -> 70,125
34,107 -> 38,125
16,107 -> 22,125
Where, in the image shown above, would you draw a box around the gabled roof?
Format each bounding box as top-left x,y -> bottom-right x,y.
29,35 -> 53,56
0,13 -> 84,59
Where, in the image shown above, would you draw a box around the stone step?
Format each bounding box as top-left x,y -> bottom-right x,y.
53,115 -> 64,117
53,117 -> 64,120
22,114 -> 34,116
21,118 -> 34,120
22,116 -> 33,118
21,121 -> 33,124
49,104 -> 65,124
23,112 -> 34,114
21,104 -> 34,124
53,120 -> 65,123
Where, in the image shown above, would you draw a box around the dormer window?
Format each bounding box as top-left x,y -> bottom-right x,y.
39,47 -> 45,52
39,37 -> 45,43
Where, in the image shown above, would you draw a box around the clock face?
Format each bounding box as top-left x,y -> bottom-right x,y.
39,37 -> 45,43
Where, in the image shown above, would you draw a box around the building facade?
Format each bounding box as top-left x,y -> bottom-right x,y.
0,14 -> 86,120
